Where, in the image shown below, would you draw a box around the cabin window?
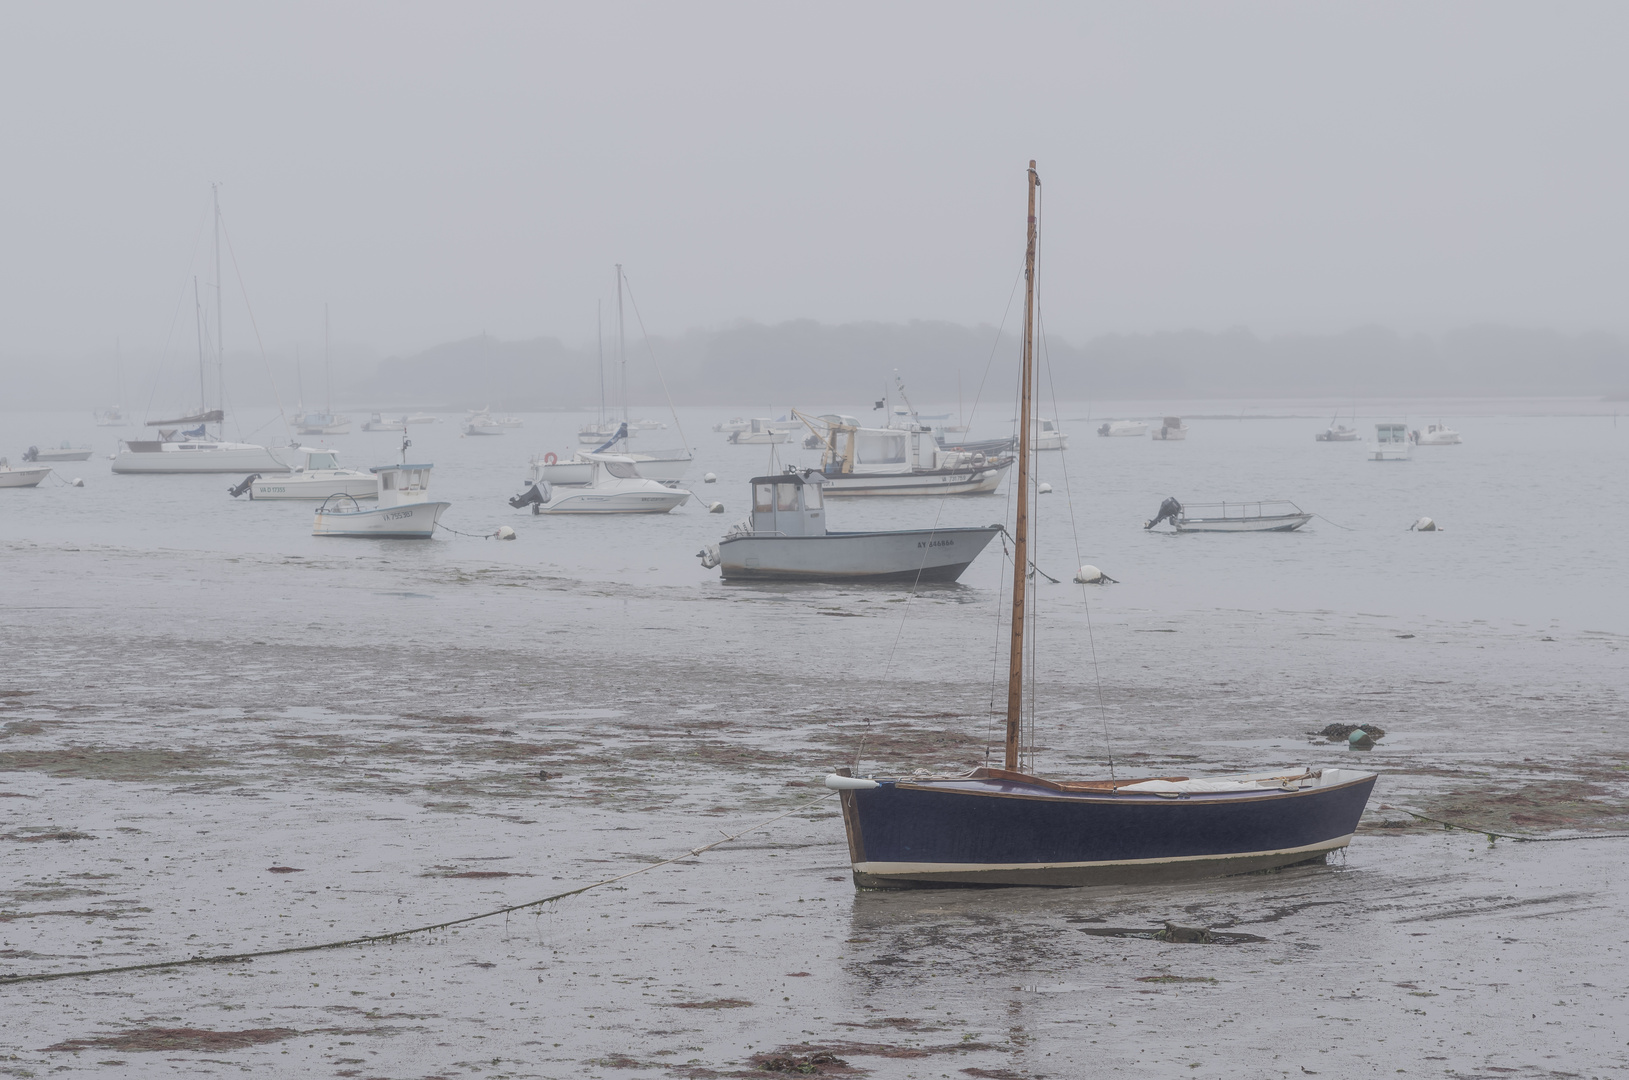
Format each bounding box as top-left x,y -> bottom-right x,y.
776,484 -> 799,511
382,472 -> 397,490
753,483 -> 774,512
804,484 -> 823,509
603,461 -> 639,479
310,453 -> 337,470
856,432 -> 906,463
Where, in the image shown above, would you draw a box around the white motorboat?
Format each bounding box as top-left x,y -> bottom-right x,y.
233,448 -> 377,500
1315,414 -> 1360,442
1097,419 -> 1148,437
1415,423 -> 1462,446
560,421 -> 693,486
509,454 -> 691,514
464,416 -> 505,436
1370,423 -> 1412,461
361,413 -> 404,432
727,418 -> 793,445
22,442 -> 93,463
1150,417 -> 1187,441
404,413 -> 439,424
1146,498 -> 1311,533
313,440 -> 449,538
466,407 -> 521,431
713,417 -> 751,433
699,470 -> 1000,582
1031,417 -> 1068,450
798,411 -> 1011,497
577,421 -> 623,445
0,459 -> 52,488
293,410 -> 351,435
627,417 -> 666,430
94,408 -> 126,427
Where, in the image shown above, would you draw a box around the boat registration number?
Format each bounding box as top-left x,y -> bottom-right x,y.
918,539 -> 955,548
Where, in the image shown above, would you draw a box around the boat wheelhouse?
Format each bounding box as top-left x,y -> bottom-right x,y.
313,443 -> 449,538
799,411 -> 1011,497
1370,423 -> 1412,461
699,470 -> 1000,582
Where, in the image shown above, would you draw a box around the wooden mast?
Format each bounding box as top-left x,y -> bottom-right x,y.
1005,160 -> 1040,772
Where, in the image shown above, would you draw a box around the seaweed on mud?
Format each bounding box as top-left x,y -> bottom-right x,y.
1421,779 -> 1629,832
670,998 -> 754,1009
1310,723 -> 1386,741
0,747 -> 225,782
43,1026 -> 300,1053
1078,925 -> 1266,945
749,1049 -> 852,1074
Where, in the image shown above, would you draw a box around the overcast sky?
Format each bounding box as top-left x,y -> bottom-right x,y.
4,1 -> 1627,360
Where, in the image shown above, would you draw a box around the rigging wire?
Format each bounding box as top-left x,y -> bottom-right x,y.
217,212 -> 292,441
1035,183 -> 1116,780
619,273 -> 693,457
958,263 -> 1026,441
144,201 -> 213,423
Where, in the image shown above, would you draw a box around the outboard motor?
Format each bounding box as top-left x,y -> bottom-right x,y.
1144,496 -> 1182,530
22,446 -> 39,462
227,474 -> 261,498
508,481 -> 551,510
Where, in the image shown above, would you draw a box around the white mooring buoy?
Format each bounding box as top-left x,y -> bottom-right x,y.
708,502 -> 725,514
1409,517 -> 1438,532
1037,482 -> 1053,494
1074,565 -> 1104,584
703,472 -> 717,484
495,526 -> 517,540
71,478 -> 85,487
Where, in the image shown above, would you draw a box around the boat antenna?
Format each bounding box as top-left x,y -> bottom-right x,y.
324,302 -> 332,415
1005,160 -> 1040,773
400,428 -> 411,465
596,300 -> 605,428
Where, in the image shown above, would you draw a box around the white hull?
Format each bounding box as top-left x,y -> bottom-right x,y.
820,462 -> 1010,497
1369,447 -> 1411,462
1150,427 -> 1187,441
465,424 -> 505,436
1098,421 -> 1147,437
1033,432 -> 1068,450
313,500 -> 450,538
113,442 -> 290,474
297,423 -> 351,436
1176,514 -> 1311,533
728,432 -> 791,444
1416,433 -> 1461,445
251,474 -> 378,500
716,527 -> 1000,582
0,467 -> 52,488
534,488 -> 690,514
30,448 -> 93,462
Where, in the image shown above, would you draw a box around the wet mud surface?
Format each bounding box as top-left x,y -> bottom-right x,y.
3,538 -> 1628,1078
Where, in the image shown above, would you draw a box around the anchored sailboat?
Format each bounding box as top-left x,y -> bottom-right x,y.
826,161 -> 1375,889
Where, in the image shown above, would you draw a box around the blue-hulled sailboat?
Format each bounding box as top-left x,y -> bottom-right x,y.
825,161 -> 1376,888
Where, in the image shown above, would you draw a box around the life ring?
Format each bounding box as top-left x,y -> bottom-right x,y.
543,452 -> 558,465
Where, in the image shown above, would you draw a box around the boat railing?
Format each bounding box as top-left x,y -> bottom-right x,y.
1180,500 -> 1304,519
316,493 -> 364,515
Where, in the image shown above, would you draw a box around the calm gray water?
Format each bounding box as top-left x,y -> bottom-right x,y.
3,400 -> 1627,1077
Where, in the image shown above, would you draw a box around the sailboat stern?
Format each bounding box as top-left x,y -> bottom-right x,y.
832,769 -> 1377,889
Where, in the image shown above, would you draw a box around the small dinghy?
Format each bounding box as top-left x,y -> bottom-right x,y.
698,470 -> 1000,583
508,454 -> 691,514
313,436 -> 449,538
0,458 -> 52,488
1145,498 -> 1312,533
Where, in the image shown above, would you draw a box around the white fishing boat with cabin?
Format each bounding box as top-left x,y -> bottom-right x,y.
22,442 -> 93,463
1150,417 -> 1187,441
232,448 -> 377,500
1032,417 -> 1068,450
509,453 -> 692,514
1315,419 -> 1360,442
1370,423 -> 1412,461
1097,419 -> 1148,437
0,459 -> 53,488
798,411 -> 1011,497
698,470 -> 1000,582
313,438 -> 449,538
713,417 -> 751,434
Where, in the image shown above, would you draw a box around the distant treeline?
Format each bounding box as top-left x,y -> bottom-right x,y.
350,321 -> 1629,409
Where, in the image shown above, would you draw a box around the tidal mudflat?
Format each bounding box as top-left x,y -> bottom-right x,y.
3,537 -> 1626,1078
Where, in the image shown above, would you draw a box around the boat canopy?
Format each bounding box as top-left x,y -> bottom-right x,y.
750,472 -> 825,537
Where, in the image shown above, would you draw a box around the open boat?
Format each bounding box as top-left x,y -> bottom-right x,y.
23,442 -> 93,463
233,448 -> 377,500
826,161 -> 1374,889
1145,499 -> 1312,533
1097,419 -> 1147,437
698,469 -> 1000,582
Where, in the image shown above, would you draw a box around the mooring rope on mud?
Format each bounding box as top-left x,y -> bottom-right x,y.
0,792 -> 836,987
1396,808 -> 1629,842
